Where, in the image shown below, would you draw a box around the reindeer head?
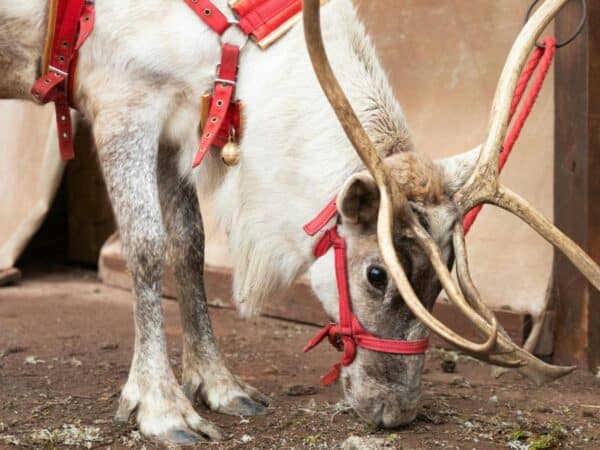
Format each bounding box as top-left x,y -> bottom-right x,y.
310,152 -> 469,427
303,0 -> 600,430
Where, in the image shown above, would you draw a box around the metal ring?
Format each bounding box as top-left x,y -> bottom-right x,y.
524,0 -> 587,49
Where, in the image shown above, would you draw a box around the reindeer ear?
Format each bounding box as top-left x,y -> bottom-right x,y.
337,172 -> 380,226
435,146 -> 481,196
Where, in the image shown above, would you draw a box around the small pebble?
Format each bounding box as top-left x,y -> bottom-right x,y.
343,436 -> 390,450
451,376 -> 472,388
100,343 -> 119,351
286,384 -> 318,397
582,409 -> 596,418
441,359 -> 456,373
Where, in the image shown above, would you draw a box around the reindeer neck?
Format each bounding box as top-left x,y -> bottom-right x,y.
215,0 -> 411,314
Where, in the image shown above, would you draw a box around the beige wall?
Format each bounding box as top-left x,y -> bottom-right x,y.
359,0 -> 554,316
0,102 -> 64,270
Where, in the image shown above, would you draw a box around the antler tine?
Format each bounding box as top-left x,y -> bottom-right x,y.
377,193 -> 500,354
454,0 -> 570,212
452,222 -> 577,382
452,223 -> 505,326
303,0 -> 506,355
493,185 -> 600,290
408,219 -> 500,354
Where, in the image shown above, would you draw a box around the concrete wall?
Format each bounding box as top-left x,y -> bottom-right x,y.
0,102 -> 64,270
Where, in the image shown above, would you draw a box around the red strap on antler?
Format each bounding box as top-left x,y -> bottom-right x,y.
304,224 -> 428,385
463,37 -> 556,233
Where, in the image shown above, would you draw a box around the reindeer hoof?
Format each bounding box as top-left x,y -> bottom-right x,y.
159,429 -> 204,446
220,396 -> 269,416
116,373 -> 226,445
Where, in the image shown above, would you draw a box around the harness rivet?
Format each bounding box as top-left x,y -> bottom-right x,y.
204,8 -> 212,16
216,99 -> 224,107
60,115 -> 67,122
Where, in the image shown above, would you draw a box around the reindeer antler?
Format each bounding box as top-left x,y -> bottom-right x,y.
302,0 -> 501,357
453,0 -> 600,295
302,0 -> 585,383
451,0 -> 600,368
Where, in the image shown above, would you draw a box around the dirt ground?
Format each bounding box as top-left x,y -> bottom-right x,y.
1,266 -> 600,450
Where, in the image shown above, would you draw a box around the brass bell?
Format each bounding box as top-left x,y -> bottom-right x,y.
221,129 -> 241,166
221,140 -> 241,166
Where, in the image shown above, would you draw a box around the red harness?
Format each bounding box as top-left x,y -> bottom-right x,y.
32,0 -> 309,164
31,0 -> 95,160
184,0 -> 313,168
302,200 -> 429,385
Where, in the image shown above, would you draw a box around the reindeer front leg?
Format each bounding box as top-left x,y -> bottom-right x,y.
157,149 -> 270,417
92,107 -> 223,445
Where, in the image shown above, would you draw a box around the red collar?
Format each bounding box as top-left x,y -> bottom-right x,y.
303,199 -> 429,385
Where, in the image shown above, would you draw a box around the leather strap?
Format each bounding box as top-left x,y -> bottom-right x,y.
232,0 -> 330,48
303,197 -> 337,236
32,0 -> 95,160
235,0 -> 300,41
184,0 -> 231,35
42,0 -> 60,72
192,44 -> 240,167
303,212 -> 429,386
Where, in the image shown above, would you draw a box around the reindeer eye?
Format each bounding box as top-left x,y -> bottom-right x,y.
367,265 -> 388,291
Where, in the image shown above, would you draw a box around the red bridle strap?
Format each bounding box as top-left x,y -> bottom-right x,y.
303,211 -> 429,386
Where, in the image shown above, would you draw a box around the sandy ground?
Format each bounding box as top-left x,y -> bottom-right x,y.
1,266 -> 600,450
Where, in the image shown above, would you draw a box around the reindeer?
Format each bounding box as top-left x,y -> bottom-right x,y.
1,0 -> 599,445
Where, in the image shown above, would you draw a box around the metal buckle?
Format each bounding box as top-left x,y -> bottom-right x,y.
221,24 -> 249,51
48,65 -> 69,79
215,78 -> 236,87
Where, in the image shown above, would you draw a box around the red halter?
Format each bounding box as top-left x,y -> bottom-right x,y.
303,199 -> 429,385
